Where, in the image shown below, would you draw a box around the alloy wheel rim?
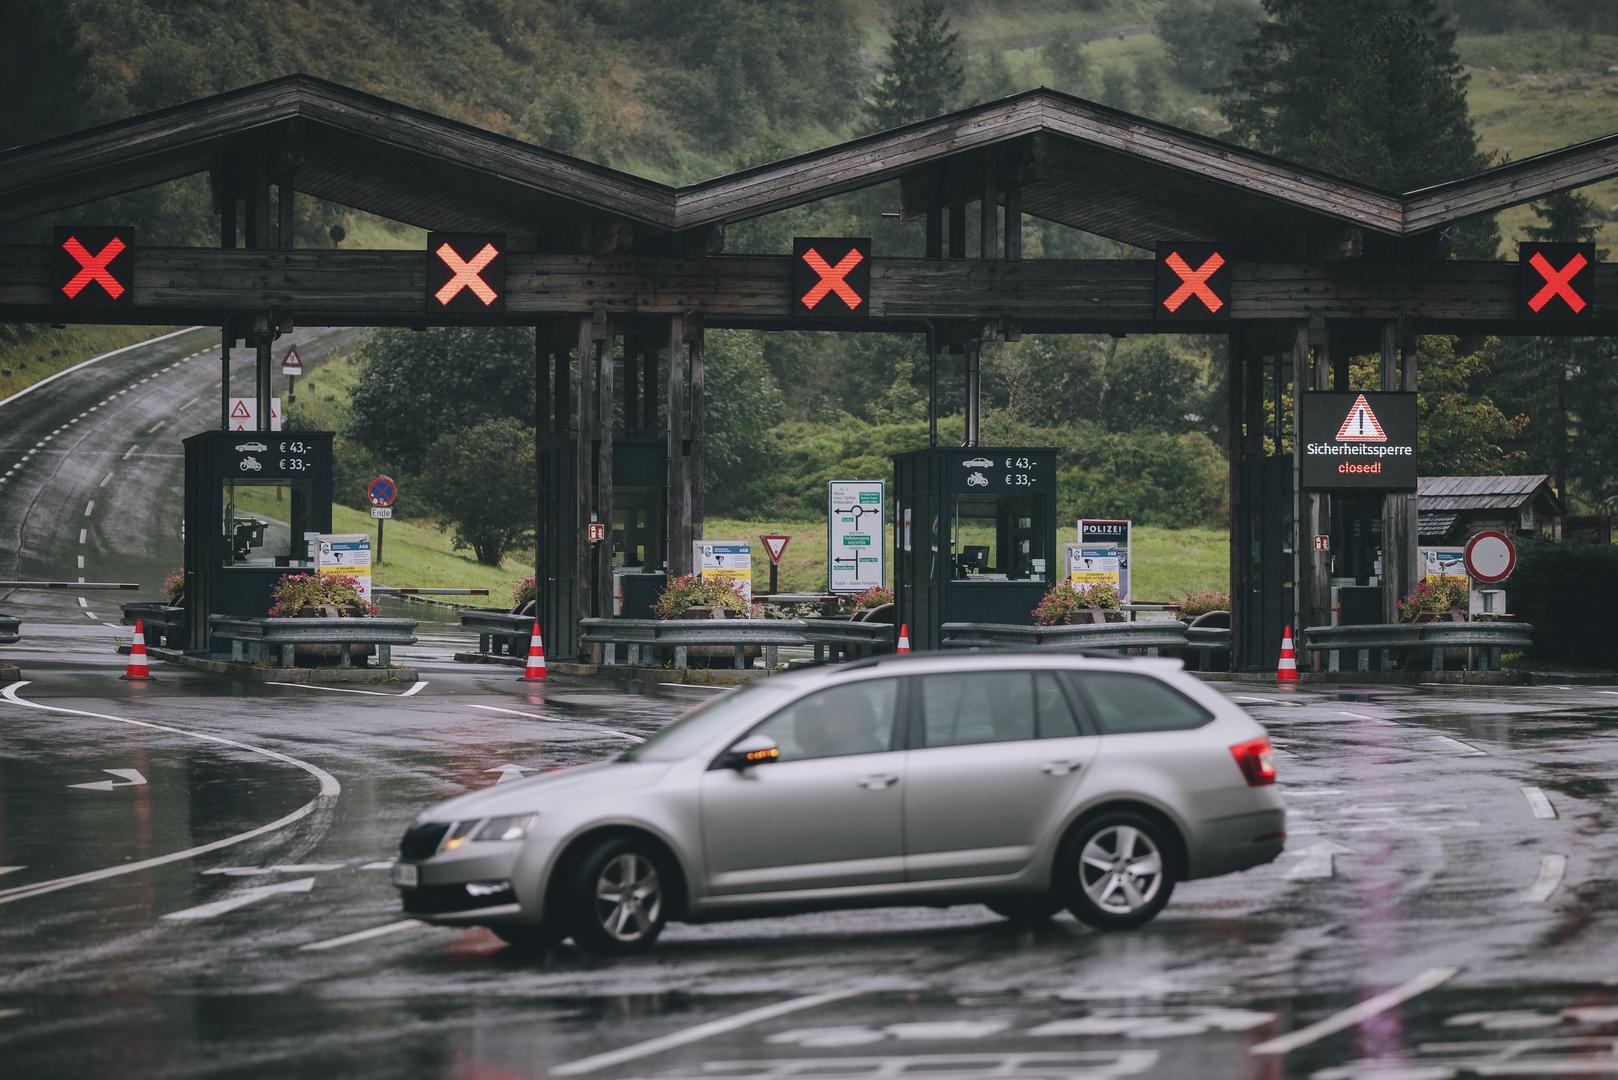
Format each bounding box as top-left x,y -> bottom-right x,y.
1079,824 -> 1163,915
594,853 -> 662,941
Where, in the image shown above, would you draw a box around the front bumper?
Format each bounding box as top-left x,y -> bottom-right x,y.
392,837 -> 538,926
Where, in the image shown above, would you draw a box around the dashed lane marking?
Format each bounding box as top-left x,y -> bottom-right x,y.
82,612 -> 97,620
0,326 -> 201,412
298,919 -> 422,952
77,555 -> 84,569
98,472 -> 112,487
122,445 -> 138,460
1523,854 -> 1568,903
464,702 -> 643,742
400,680 -> 428,697
1430,734 -> 1487,756
1250,967 -> 1460,1056
77,597 -> 87,608
551,990 -> 865,1077
1521,786 -> 1557,819
204,863 -> 349,876
0,682 -> 340,906
82,500 -> 94,517
78,529 -> 87,544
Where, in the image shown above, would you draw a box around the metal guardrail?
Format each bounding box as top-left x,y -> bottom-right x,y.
579,617 -> 808,671
121,602 -> 187,649
798,618 -> 894,661
0,614 -> 19,646
208,615 -> 418,669
376,587 -> 491,596
941,621 -> 1189,655
1302,621 -> 1534,673
1185,626 -> 1231,671
458,609 -> 532,658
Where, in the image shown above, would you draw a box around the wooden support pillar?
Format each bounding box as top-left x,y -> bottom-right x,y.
1294,317 -> 1331,653
964,339 -> 982,446
925,206 -> 943,259
948,203 -> 966,259
1228,334 -> 1247,670
666,314 -> 691,577
596,318 -> 615,616
979,165 -> 999,261
535,329 -> 551,437
575,314 -> 596,624
277,175 -> 294,249
689,319 -> 706,549
554,330 -> 570,433
1003,178 -> 1021,261
1383,319 -> 1419,622
641,335 -> 658,435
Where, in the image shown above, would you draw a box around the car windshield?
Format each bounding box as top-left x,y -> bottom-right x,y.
617,681 -> 795,763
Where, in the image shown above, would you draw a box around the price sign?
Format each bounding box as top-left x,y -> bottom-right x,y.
948,449 -> 1053,493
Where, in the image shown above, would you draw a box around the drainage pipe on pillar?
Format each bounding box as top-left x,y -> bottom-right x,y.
255,317 -> 273,433
964,340 -> 981,448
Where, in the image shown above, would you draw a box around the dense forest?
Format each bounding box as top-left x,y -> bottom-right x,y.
7,0 -> 1618,555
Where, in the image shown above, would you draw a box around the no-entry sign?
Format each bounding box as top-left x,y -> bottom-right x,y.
792,238 -> 870,318
1464,530 -> 1516,583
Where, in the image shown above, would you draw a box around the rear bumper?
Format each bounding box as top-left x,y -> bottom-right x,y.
1185,806 -> 1286,879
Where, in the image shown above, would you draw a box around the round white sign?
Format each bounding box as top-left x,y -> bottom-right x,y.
1464,530 -> 1516,583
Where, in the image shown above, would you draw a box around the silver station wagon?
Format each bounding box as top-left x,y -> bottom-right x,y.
392,653 -> 1285,954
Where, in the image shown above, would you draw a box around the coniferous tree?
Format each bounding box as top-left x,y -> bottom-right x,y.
865,0 -> 965,131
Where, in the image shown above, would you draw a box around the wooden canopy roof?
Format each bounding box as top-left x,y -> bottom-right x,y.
3,74 -> 1617,253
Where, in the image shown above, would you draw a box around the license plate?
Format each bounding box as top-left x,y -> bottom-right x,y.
390,862 -> 419,888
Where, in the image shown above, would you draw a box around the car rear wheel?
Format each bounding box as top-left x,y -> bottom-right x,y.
1058,811 -> 1176,930
564,837 -> 670,955
986,897 -> 1064,924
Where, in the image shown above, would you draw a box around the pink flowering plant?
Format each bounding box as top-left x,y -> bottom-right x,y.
1032,581 -> 1121,625
1398,577 -> 1469,622
652,574 -> 752,619
267,573 -> 379,617
161,567 -> 185,605
839,585 -> 894,614
511,576 -> 537,609
1176,589 -> 1230,619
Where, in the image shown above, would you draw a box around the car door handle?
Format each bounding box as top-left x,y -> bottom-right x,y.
857,773 -> 899,789
1040,760 -> 1083,776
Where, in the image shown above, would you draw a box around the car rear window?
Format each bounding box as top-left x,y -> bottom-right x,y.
1073,672 -> 1211,734
919,671 -> 1081,747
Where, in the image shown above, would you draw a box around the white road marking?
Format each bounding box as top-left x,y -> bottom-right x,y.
77,412 -> 87,418
1430,734 -> 1486,756
299,919 -> 421,952
78,529 -> 87,544
163,876 -> 315,921
204,863 -> 348,876
122,444 -> 139,460
1521,786 -> 1557,820
360,861 -> 393,870
0,867 -> 23,877
400,680 -> 428,697
0,1009 -> 18,1020
78,597 -> 88,608
77,555 -> 84,568
98,472 -> 112,487
179,396 -> 199,410
1523,854 -> 1568,903
267,682 -> 390,697
0,327 -> 202,413
552,989 -> 863,1076
69,767 -> 147,791
1249,967 -> 1460,1056
1284,840 -> 1354,880
83,611 -> 97,620
488,764 -> 533,783
0,683 -> 340,906
464,702 -> 643,742
82,500 -> 94,516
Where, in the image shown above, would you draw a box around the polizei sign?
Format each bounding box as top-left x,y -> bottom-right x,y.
1300,391 -> 1418,491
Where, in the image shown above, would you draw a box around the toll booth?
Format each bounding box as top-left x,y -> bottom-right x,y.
182,430 -> 333,652
893,447 -> 1058,651
535,437 -> 668,660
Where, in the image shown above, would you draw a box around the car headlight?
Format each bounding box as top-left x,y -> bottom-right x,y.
473,814 -> 539,842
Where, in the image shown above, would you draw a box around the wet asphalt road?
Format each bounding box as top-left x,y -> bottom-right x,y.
4,331 -> 1618,1078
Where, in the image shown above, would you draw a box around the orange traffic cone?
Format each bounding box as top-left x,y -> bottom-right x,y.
1276,624 -> 1298,685
896,623 -> 911,654
520,621 -> 547,681
122,618 -> 154,681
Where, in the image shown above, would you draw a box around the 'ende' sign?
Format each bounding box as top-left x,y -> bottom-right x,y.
1300,391 -> 1417,491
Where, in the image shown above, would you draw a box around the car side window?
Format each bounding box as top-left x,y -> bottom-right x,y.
920,671 -> 1074,748
1075,672 -> 1212,734
746,679 -> 900,762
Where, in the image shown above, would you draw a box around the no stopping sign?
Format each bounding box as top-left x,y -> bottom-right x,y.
1464,530 -> 1516,583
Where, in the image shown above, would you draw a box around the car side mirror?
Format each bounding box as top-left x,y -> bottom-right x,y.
717,734 -> 781,771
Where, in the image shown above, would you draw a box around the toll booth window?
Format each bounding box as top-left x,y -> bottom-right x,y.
221,480 -> 313,568
950,495 -> 1049,583
614,488 -> 665,571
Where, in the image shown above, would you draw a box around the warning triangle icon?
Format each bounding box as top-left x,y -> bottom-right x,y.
229,399 -> 252,419
1335,393 -> 1387,442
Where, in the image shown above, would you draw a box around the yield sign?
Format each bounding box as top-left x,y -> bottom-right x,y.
792,237 -> 870,317
760,534 -> 791,565
1520,242 -> 1594,319
1154,242 -> 1230,319
281,345 -> 303,376
1334,394 -> 1387,442
428,233 -> 506,312
53,226 -> 134,307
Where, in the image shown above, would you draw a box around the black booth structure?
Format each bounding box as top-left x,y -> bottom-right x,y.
182,430 -> 333,652
893,447 -> 1058,652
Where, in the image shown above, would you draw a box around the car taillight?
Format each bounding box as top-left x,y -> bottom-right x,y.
1230,736 -> 1276,786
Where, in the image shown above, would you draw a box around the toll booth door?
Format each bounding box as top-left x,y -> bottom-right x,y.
538,440 -> 578,661
1235,456 -> 1291,672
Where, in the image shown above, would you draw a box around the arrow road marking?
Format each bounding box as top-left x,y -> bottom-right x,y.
69,767 -> 147,791
1284,840 -> 1354,880
163,876 -> 315,921
1250,967 -> 1460,1056
487,764 -> 533,783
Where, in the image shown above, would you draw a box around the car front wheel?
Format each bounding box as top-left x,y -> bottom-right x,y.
564,837 -> 670,955
1058,812 -> 1176,930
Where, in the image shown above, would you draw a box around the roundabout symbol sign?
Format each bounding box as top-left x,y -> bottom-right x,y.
1464,530 -> 1516,583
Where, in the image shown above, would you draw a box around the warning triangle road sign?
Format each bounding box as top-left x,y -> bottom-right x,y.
281,346 -> 303,376
760,534 -> 790,565
229,399 -> 252,419
1335,393 -> 1387,442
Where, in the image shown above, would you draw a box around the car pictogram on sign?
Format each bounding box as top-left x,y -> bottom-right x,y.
792,237 -> 870,318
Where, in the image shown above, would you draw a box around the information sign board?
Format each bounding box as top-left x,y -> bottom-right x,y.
317,533 -> 372,601
1300,391 -> 1417,491
1420,546 -> 1468,584
695,541 -> 752,603
827,480 -> 884,593
370,507 -> 393,520
1065,543 -> 1121,594
1077,519 -> 1132,602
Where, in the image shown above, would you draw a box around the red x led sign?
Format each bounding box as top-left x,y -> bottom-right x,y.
428,233 -> 506,313
53,226 -> 133,307
1520,242 -> 1594,320
792,237 -> 870,318
1154,242 -> 1230,320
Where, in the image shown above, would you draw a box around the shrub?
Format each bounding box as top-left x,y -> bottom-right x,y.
1397,577 -> 1469,622
840,585 -> 893,613
162,567 -> 185,605
267,574 -> 378,618
652,574 -> 752,619
511,576 -> 536,610
1033,581 -> 1120,625
1177,589 -> 1230,618
1510,539 -> 1618,664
